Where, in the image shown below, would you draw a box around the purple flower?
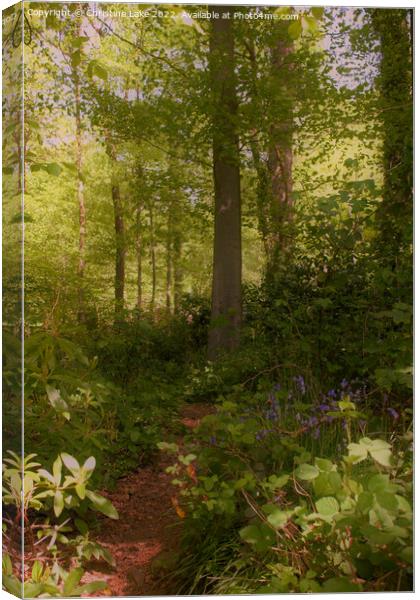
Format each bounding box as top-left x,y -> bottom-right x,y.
209,436 -> 217,445
313,427 -> 320,440
274,383 -> 281,392
387,407 -> 399,420
308,416 -> 318,427
319,404 -> 330,412
341,379 -> 349,389
327,389 -> 337,398
256,429 -> 269,441
294,375 -> 306,395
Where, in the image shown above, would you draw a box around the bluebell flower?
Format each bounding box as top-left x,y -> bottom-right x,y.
256,429 -> 270,441
341,379 -> 349,389
210,436 -> 217,446
327,389 -> 337,398
294,375 -> 306,395
313,427 -> 320,440
319,404 -> 330,412
308,416 -> 318,427
387,407 -> 399,420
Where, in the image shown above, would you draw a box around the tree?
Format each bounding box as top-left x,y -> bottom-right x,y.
371,9 -> 413,254
208,8 -> 242,359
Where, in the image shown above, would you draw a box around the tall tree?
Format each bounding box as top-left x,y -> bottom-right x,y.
106,140 -> 126,323
371,9 -> 413,254
208,8 -> 242,358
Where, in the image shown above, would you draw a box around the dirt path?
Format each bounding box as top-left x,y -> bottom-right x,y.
83,404 -> 211,596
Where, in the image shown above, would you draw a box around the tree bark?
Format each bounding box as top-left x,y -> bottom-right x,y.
266,22 -> 294,271
74,62 -> 86,323
165,202 -> 173,313
208,7 -> 242,359
173,228 -> 183,313
136,202 -> 143,312
106,140 -> 125,323
148,202 -> 156,313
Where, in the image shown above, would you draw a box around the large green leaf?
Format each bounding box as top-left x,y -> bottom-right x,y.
295,463 -> 319,480
86,490 -> 119,519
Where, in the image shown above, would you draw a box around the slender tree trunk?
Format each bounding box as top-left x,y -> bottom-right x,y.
173,229 -> 183,313
148,202 -> 156,313
266,22 -> 294,271
74,65 -> 86,323
165,202 -> 173,313
208,7 -> 242,359
106,140 -> 125,323
136,202 -> 143,311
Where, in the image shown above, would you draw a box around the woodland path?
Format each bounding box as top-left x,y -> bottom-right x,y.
83,404 -> 212,596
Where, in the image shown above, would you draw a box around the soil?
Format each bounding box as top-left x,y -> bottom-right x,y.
83,403 -> 212,596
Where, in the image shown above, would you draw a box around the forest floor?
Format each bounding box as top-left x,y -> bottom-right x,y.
82,403 -> 212,596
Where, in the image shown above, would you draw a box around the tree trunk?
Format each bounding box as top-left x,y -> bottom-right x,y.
266,22 -> 294,272
106,141 -> 125,323
148,202 -> 156,313
74,64 -> 86,323
173,229 -> 183,313
165,202 -> 173,313
208,7 -> 242,359
136,202 -> 143,312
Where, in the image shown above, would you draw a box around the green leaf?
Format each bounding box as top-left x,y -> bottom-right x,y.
314,458 -> 334,472
75,518 -> 88,535
239,523 -> 276,553
63,568 -> 84,596
157,442 -> 179,453
75,580 -> 108,594
322,577 -> 362,592
31,560 -> 43,583
23,582 -> 44,597
288,20 -> 302,40
83,456 -> 96,475
3,574 -> 22,597
2,553 -> 13,576
311,7 -> 324,19
315,496 -> 340,517
93,63 -> 108,81
46,386 -> 68,413
54,490 -> 64,517
357,491 -> 374,514
347,442 -> 368,463
45,162 -> 62,176
86,490 -> 119,519
71,50 -> 81,68
295,463 -> 319,480
53,455 -> 62,485
267,509 -> 290,528
61,453 -> 80,476
75,483 -> 86,499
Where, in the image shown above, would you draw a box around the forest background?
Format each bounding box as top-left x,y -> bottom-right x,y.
1,0 -> 415,596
